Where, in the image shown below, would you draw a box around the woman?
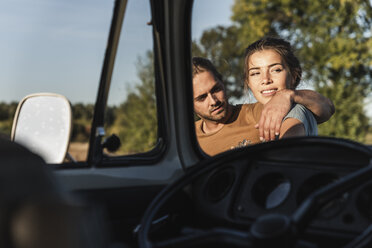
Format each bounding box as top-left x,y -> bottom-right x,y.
244,37 -> 318,139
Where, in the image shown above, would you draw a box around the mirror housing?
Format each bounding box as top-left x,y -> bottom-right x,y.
11,93 -> 72,164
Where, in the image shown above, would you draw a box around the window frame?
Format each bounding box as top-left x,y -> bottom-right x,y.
83,0 -> 169,168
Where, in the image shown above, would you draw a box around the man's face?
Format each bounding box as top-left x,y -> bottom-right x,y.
193,71 -> 228,122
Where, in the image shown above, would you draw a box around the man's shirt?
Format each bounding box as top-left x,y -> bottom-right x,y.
195,103 -> 263,156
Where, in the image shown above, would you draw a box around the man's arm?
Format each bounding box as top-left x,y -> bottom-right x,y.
256,89 -> 334,141
290,89 -> 335,123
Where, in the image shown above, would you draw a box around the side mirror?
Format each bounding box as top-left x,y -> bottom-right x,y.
11,93 -> 72,164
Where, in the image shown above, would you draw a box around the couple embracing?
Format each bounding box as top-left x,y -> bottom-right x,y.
193,37 -> 335,156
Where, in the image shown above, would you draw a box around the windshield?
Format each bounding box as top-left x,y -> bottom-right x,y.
192,0 -> 372,156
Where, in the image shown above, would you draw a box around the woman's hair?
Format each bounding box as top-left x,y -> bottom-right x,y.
244,37 -> 302,89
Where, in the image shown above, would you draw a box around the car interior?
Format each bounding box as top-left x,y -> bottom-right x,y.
1,0 -> 372,247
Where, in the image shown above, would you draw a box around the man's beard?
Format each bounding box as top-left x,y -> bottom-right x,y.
197,101 -> 229,122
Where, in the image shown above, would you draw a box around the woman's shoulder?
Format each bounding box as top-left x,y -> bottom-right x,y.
285,104 -> 318,135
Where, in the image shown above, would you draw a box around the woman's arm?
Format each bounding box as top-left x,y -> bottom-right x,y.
280,103 -> 317,139
279,118 -> 305,138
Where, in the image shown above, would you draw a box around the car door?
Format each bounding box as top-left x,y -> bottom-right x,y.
1,0 -> 201,246
53,0 -> 200,245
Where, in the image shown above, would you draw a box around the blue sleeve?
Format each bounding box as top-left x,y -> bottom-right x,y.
283,104 -> 318,136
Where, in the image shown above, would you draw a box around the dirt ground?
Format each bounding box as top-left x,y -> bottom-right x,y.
67,142 -> 89,162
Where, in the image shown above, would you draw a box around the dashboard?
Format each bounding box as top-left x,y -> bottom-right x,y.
192,137 -> 372,240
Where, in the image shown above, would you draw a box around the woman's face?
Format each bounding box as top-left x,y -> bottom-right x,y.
246,49 -> 294,104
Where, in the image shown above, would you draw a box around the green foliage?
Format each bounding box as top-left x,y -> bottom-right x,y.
107,51 -> 157,154
317,81 -> 369,142
0,102 -> 18,138
0,101 -> 95,141
192,25 -> 246,100
71,103 -> 94,142
0,51 -> 158,155
70,103 -> 118,143
194,0 -> 372,141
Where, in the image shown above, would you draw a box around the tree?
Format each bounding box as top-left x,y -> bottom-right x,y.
317,80 -> 369,142
0,102 -> 18,138
193,26 -> 246,100
194,0 -> 372,141
71,103 -> 94,142
109,51 -> 157,154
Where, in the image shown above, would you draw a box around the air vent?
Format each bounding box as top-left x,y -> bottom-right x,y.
204,167 -> 235,203
252,173 -> 291,209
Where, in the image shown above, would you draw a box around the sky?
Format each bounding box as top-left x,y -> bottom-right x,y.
1,0 -> 113,104
1,0 -> 371,118
0,0 -> 234,106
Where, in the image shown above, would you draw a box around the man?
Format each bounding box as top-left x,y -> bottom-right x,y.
192,57 -> 334,156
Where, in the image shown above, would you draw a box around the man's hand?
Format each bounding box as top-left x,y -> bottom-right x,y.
256,88 -> 335,141
255,89 -> 294,141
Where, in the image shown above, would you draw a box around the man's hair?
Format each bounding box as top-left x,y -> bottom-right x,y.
192,57 -> 223,83
244,37 -> 302,89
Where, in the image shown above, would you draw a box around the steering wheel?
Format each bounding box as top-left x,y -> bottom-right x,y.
138,137 -> 372,248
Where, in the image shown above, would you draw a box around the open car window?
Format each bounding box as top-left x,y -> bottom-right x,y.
192,0 -> 372,157
104,0 -> 157,157
0,0 -> 159,163
0,1 -> 113,162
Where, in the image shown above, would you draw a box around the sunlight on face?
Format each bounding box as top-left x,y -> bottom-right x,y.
247,49 -> 293,104
193,71 -> 228,122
